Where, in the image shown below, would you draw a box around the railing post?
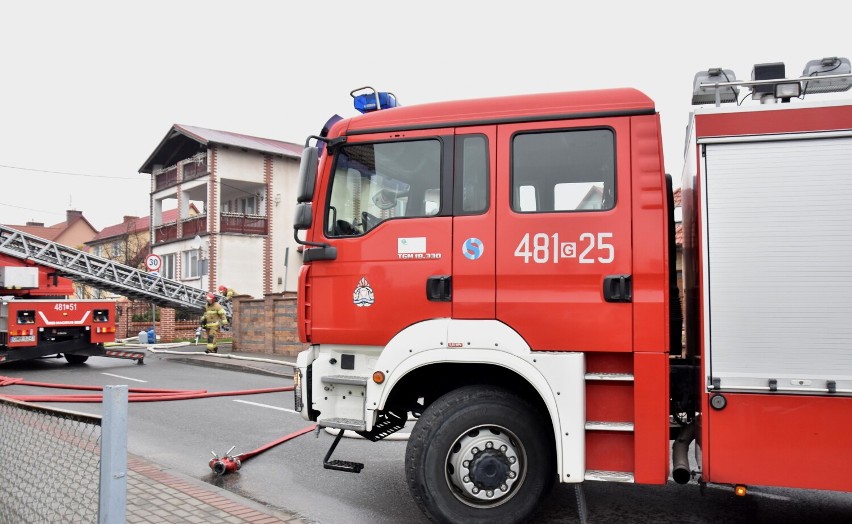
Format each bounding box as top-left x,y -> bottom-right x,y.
99,385 -> 128,524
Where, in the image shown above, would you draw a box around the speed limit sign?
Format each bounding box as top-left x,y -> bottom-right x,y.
145,254 -> 162,271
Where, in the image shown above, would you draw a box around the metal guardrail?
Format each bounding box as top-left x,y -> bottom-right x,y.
0,397 -> 102,521
0,226 -> 230,316
0,386 -> 129,523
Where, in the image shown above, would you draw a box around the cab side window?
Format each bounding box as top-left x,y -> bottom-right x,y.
326,139 -> 442,237
455,135 -> 489,215
511,129 -> 615,213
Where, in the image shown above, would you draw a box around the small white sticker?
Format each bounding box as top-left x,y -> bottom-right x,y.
398,237 -> 426,254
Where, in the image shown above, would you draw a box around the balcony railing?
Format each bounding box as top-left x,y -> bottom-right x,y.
154,167 -> 178,191
154,222 -> 178,243
182,154 -> 208,182
181,215 -> 208,237
220,213 -> 267,235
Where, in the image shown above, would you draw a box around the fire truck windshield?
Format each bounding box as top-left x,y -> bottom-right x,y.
325,139 -> 440,237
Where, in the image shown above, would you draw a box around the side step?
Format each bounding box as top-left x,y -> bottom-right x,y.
585,421 -> 634,432
319,418 -> 366,432
323,427 -> 364,473
321,375 -> 369,386
584,470 -> 635,482
584,372 -> 634,381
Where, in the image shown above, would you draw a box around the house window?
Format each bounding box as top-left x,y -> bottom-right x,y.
111,241 -> 121,257
238,197 -> 256,215
511,128 -> 615,212
161,254 -> 175,279
182,250 -> 200,279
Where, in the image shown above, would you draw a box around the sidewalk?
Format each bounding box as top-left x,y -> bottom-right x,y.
125,342 -> 306,523
147,342 -> 297,377
127,454 -> 307,524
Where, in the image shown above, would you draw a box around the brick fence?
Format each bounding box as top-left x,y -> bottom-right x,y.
230,292 -> 307,357
115,293 -> 307,357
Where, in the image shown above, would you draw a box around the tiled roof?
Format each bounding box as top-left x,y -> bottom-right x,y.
5,211 -> 96,241
88,208 -> 187,243
5,223 -> 64,240
139,124 -> 303,174
176,124 -> 303,159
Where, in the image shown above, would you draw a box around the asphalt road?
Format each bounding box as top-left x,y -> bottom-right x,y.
2,352 -> 851,524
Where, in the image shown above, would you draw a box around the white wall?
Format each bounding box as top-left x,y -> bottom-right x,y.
272,155 -> 302,292
216,235 -> 264,297
217,148 -> 266,182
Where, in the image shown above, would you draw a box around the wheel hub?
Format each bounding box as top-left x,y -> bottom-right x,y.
446,426 -> 524,506
468,449 -> 510,490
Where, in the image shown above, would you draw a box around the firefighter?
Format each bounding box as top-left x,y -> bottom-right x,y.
200,292 -> 228,353
217,284 -> 236,301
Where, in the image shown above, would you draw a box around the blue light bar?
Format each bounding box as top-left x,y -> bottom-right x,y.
351,87 -> 399,113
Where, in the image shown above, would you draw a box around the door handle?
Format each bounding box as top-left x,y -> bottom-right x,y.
426,275 -> 452,302
603,275 -> 632,303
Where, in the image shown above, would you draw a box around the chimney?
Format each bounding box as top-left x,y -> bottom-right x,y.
26,221 -> 45,227
66,210 -> 83,223
123,215 -> 139,223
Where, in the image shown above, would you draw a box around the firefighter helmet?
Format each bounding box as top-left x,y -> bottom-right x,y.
206,292 -> 215,302
218,285 -> 227,293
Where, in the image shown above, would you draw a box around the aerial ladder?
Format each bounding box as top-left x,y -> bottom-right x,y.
0,225 -> 230,317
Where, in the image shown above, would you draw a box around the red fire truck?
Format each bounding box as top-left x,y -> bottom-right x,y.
0,252 -> 142,365
292,59 -> 852,523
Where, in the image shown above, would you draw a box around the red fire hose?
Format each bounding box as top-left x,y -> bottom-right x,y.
0,375 -> 292,403
0,374 -> 308,476
209,424 -> 317,475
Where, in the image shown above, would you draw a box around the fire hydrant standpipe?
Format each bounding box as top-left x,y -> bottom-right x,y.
209,424 -> 317,476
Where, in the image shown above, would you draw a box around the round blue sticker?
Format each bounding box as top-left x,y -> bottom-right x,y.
462,238 -> 484,260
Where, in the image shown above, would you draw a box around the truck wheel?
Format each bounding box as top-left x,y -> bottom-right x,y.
405,386 -> 554,524
64,354 -> 89,365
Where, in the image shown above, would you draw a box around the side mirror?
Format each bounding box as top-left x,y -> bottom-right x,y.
296,146 -> 319,203
293,202 -> 312,230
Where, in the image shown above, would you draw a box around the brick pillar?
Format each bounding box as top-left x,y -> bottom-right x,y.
159,307 -> 176,342
116,299 -> 130,339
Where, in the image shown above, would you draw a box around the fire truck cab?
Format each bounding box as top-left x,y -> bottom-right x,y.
293,58 -> 852,523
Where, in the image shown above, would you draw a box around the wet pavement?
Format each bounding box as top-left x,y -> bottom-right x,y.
121,341 -> 307,523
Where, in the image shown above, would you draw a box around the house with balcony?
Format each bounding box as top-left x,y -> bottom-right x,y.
138,124 -> 304,298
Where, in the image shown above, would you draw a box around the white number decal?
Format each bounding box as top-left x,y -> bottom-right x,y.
597,233 -> 614,263
579,233 -> 595,264
514,232 -> 615,264
514,234 -> 532,263
54,303 -> 78,311
532,233 -> 548,263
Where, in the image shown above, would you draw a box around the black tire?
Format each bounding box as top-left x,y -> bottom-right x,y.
405,386 -> 554,524
64,354 -> 89,365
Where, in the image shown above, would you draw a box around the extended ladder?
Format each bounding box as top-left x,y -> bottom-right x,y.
0,225 -> 230,316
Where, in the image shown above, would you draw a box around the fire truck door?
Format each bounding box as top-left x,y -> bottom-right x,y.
452,127 -> 496,319
306,130 -> 454,346
495,119 -> 634,351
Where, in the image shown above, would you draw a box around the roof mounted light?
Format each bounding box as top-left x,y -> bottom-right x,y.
774,81 -> 802,101
801,57 -> 852,94
692,68 -> 739,106
351,86 -> 399,114
751,62 -> 786,101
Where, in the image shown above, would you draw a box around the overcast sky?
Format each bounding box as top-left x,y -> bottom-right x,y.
2,1 -> 849,230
